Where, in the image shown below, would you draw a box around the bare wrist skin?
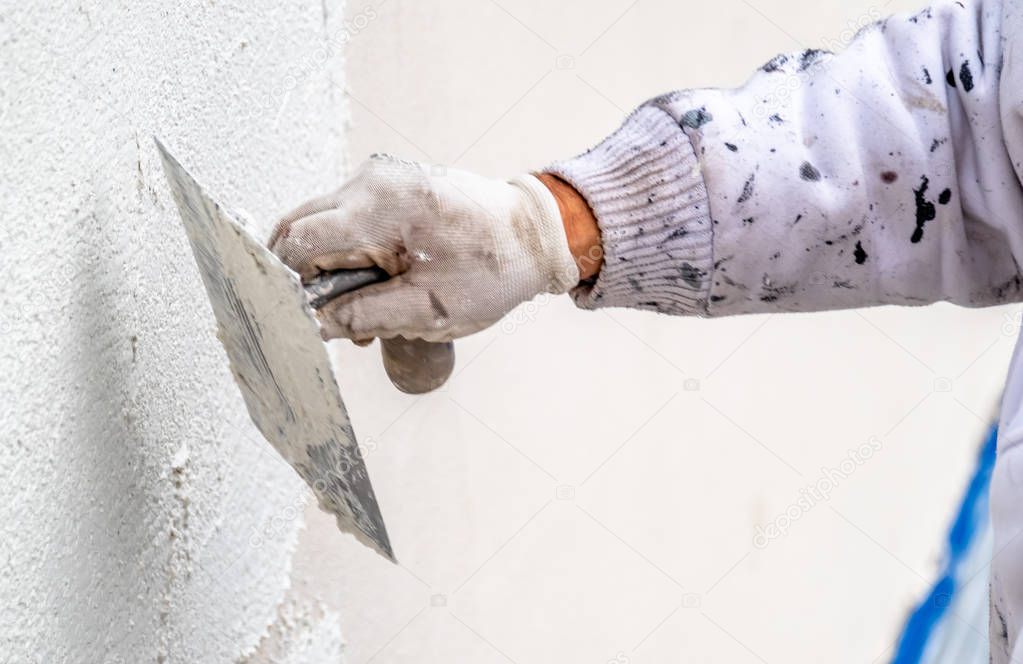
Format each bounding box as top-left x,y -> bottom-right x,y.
535,172 -> 603,281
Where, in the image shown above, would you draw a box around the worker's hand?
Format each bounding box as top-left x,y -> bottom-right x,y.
269,154 -> 581,342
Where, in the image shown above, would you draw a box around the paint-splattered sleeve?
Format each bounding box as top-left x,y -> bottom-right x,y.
548,0 -> 1023,316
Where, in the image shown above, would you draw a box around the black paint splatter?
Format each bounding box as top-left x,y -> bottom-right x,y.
881,171 -> 898,184
992,274 -> 1023,300
854,241 -> 868,264
725,142 -> 738,152
996,603 -> 1009,642
929,137 -> 946,152
681,108 -> 714,129
664,227 -> 688,242
768,113 -> 784,125
922,67 -> 932,84
909,7 -> 933,22
737,173 -> 756,203
946,68 -> 956,87
938,188 -> 952,204
798,49 -> 829,72
679,263 -> 704,289
742,217 -> 754,226
761,53 -> 789,73
959,60 -> 974,91
800,162 -> 821,181
911,175 -> 936,243
759,281 -> 796,303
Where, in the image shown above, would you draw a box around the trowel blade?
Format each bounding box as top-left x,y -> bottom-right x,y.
155,138 -> 394,562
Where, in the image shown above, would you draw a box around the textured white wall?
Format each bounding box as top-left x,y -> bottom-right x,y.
5,1 -> 1016,662
289,1 -> 1019,663
1,1 -> 348,661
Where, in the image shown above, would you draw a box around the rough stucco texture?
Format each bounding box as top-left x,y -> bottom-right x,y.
0,1 -> 348,661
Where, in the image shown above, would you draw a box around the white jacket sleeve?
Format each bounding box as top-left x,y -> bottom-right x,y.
549,0 -> 1023,316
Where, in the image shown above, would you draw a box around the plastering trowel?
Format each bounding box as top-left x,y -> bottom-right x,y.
155,139 -> 452,562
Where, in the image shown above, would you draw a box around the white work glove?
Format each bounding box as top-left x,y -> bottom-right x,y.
269,154 -> 580,342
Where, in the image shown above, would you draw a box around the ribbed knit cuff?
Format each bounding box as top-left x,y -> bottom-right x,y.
546,105 -> 713,315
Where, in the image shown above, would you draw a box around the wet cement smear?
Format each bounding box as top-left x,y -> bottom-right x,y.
158,143 -> 393,560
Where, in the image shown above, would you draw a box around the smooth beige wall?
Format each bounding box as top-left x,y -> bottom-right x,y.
291,1 -> 1016,662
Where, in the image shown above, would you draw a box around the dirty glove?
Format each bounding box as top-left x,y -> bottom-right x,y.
269,155 -> 580,342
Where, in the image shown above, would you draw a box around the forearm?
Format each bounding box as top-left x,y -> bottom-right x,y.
535,173 -> 602,280
548,0 -> 1023,316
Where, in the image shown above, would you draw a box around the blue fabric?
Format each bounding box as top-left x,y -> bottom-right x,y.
890,425 -> 998,664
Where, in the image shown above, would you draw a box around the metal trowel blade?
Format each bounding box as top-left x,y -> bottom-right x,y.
155,138 -> 394,562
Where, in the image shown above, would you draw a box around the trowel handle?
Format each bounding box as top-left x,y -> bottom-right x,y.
305,268 -> 455,394
380,337 -> 455,395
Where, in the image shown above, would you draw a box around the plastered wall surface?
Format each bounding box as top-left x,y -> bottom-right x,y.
4,1 -> 1017,662
288,1 -> 1021,663
1,2 -> 350,661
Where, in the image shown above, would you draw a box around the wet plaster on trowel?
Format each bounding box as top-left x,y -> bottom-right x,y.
158,141 -> 392,559
0,1 -> 349,661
